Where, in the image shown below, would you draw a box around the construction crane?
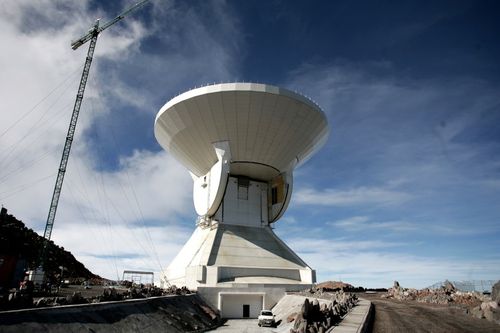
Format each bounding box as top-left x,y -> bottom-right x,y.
38,0 -> 150,279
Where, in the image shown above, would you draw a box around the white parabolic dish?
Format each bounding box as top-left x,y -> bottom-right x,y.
154,83 -> 329,181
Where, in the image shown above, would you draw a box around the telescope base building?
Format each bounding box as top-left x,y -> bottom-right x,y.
161,222 -> 315,318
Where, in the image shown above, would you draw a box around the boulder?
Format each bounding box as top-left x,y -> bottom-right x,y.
471,306 -> 483,319
302,298 -> 311,319
294,313 -> 305,329
492,280 -> 500,303
442,280 -> 456,293
35,297 -> 49,307
483,307 -> 494,322
287,312 -> 298,323
311,299 -> 320,321
296,320 -> 307,333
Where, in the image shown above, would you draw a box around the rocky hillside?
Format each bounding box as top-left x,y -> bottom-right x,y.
315,280 -> 387,293
316,281 -> 354,291
0,207 -> 98,287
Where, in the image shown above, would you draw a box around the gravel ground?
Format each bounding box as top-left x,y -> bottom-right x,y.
361,292 -> 500,333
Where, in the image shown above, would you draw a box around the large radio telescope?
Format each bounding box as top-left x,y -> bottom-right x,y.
154,82 -> 328,318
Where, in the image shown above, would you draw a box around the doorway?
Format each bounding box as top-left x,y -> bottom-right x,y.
242,304 -> 250,318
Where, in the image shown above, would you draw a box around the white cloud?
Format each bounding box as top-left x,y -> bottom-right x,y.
294,186 -> 413,207
0,0 -> 240,281
329,216 -> 370,227
287,236 -> 500,289
289,238 -> 406,252
52,222 -> 192,283
326,214 -> 498,236
328,216 -> 417,232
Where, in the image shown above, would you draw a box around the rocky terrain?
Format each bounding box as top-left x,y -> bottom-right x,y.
0,207 -> 98,287
382,280 -> 500,325
287,291 -> 359,333
32,284 -> 191,308
2,280 -> 193,311
315,281 -> 354,291
0,293 -> 221,333
314,280 -> 387,293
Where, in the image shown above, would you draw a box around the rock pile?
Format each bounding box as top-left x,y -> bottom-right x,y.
297,282 -> 385,296
494,281 -> 500,302
3,290 -> 33,310
315,281 -> 354,292
289,291 -> 358,333
470,281 -> 500,324
383,280 -> 500,325
34,291 -> 87,307
31,285 -> 192,308
383,280 -> 484,305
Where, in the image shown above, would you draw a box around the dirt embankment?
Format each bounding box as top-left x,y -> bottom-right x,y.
0,294 -> 220,333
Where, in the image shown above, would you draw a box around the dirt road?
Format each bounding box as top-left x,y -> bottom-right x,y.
361,293 -> 500,333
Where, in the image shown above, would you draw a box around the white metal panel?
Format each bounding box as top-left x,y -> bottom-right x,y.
163,226 -> 214,285
211,224 -> 307,269
192,141 -> 231,216
221,177 -> 264,227
154,83 -> 328,180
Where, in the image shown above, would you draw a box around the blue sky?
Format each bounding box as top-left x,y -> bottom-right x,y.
1,0 -> 499,288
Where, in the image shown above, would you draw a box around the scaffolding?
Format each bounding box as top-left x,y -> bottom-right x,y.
122,270 -> 154,285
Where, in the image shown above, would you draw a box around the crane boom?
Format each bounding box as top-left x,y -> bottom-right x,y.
40,0 -> 150,272
43,21 -> 99,245
71,0 -> 149,50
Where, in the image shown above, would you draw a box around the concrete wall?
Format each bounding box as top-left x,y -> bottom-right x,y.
218,267 -> 301,282
198,286 -> 287,318
220,293 -> 263,318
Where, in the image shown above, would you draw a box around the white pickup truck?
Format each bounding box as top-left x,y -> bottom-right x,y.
257,310 -> 276,327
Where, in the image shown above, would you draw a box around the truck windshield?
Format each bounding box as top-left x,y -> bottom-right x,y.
261,311 -> 273,316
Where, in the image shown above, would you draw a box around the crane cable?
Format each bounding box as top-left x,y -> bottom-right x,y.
0,100 -> 74,177
0,69 -> 81,170
0,65 -> 84,140
69,158 -> 123,280
107,121 -> 166,277
86,96 -> 160,275
0,173 -> 56,201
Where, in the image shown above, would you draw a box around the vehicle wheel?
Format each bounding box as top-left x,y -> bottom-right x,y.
258,323 -> 261,327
